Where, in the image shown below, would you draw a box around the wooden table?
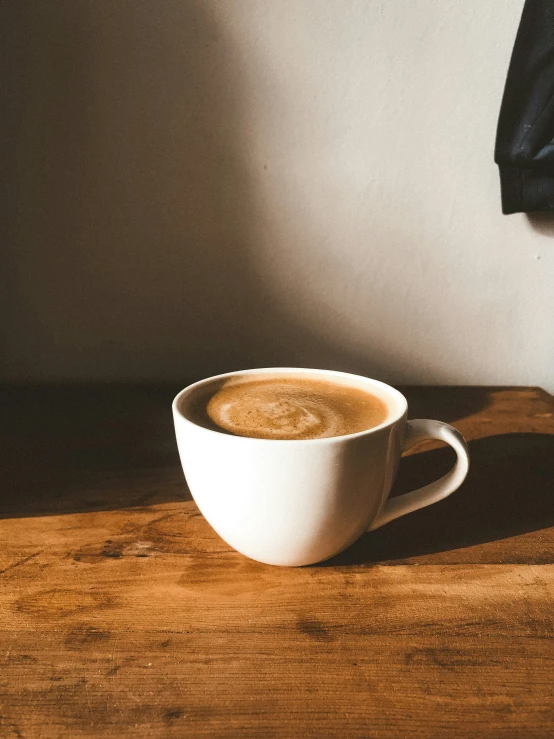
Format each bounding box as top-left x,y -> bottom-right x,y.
1,385 -> 553,738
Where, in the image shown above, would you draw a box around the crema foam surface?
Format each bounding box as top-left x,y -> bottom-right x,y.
206,375 -> 388,440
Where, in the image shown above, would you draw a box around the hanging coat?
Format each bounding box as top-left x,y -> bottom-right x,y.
495,0 -> 554,213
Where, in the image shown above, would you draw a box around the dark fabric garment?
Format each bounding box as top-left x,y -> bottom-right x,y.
495,0 -> 554,213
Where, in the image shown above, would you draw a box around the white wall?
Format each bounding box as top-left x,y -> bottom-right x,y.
3,0 -> 553,389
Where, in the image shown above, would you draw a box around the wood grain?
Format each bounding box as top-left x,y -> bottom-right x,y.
1,385 -> 553,738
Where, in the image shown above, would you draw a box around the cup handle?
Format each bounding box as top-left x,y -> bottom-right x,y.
368,419 -> 470,531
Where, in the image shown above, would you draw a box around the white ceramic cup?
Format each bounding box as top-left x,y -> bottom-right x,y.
172,368 -> 470,566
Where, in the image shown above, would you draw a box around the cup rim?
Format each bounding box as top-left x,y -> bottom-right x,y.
172,367 -> 408,444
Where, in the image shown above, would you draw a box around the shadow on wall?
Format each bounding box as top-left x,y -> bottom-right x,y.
527,212 -> 554,237
3,0 -> 379,382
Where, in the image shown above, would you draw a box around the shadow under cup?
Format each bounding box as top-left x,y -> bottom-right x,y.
172,368 -> 408,566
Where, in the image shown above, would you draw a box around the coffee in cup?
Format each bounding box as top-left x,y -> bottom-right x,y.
205,373 -> 389,440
